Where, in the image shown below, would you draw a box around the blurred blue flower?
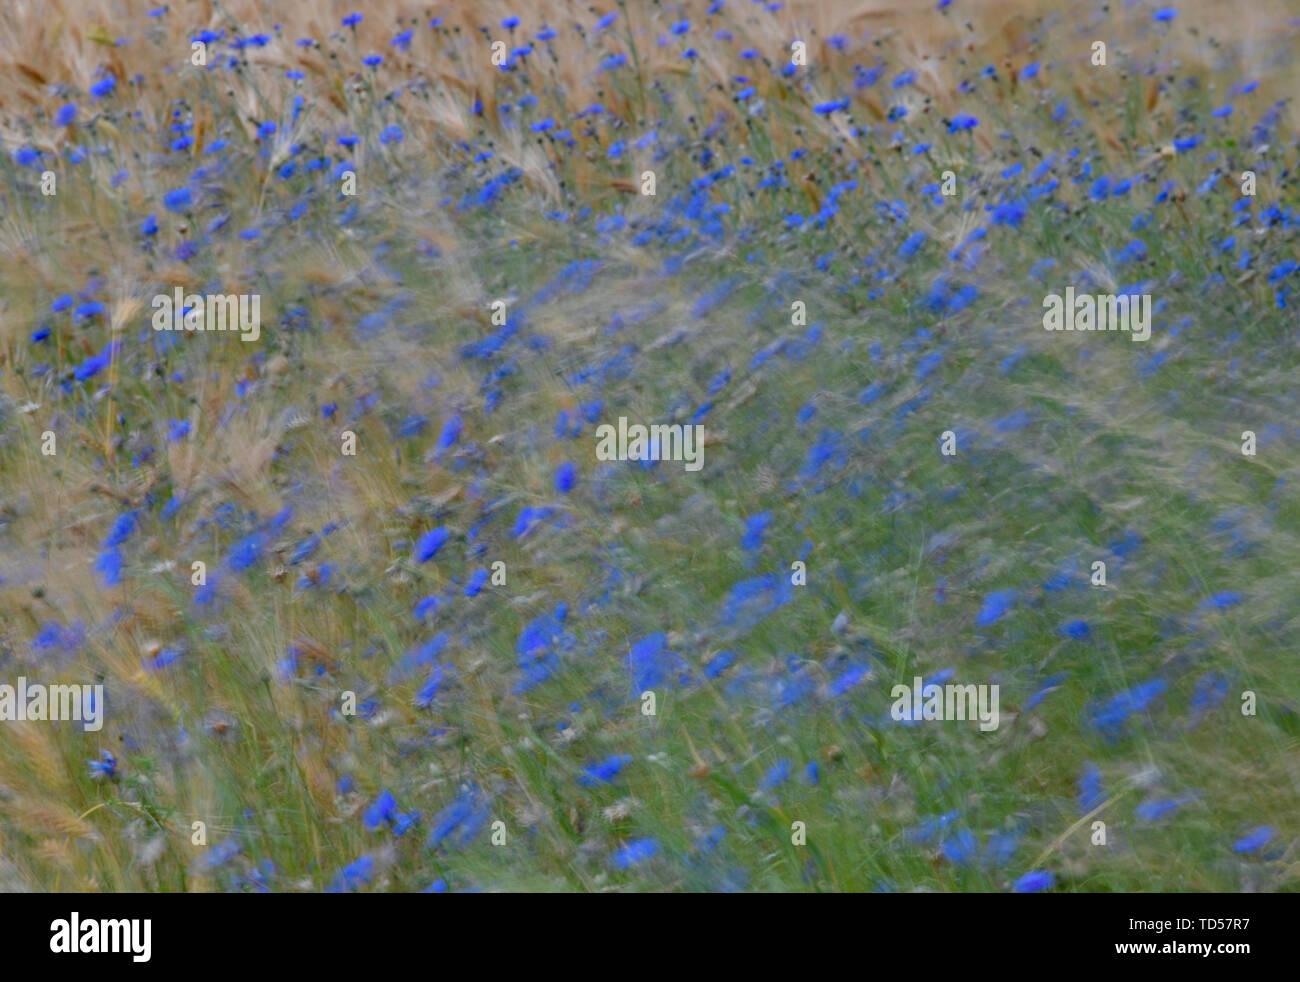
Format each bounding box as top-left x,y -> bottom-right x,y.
555,461 -> 577,493
104,511 -> 136,547
1077,764 -> 1107,812
941,828 -> 979,865
1232,827 -> 1273,854
326,855 -> 374,892
363,790 -> 400,829
90,74 -> 117,98
227,532 -> 266,571
464,568 -> 489,597
578,755 -> 631,787
898,230 -> 926,259
1135,795 -> 1196,821
742,512 -> 772,552
95,547 -> 123,586
163,187 -> 192,211
611,838 -> 659,868
1059,619 -> 1090,640
88,751 -> 118,779
1201,591 -> 1243,610
976,589 -> 1016,627
1012,870 -> 1054,893
414,526 -> 450,562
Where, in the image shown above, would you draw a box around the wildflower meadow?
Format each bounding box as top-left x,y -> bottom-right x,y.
0,0 -> 1297,897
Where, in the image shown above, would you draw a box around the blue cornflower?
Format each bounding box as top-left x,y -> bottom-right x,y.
95,547 -> 123,586
611,838 -> 659,868
1077,764 -> 1107,812
1201,591 -> 1243,610
464,569 -> 489,597
90,74 -> 117,98
88,751 -> 118,779
742,512 -> 771,552
1232,827 -> 1274,854
578,755 -> 631,787
227,532 -> 266,571
414,526 -> 450,562
1012,870 -> 1054,893
434,414 -> 462,454
104,511 -> 136,547
288,536 -> 320,565
363,790 -> 400,829
512,506 -> 553,538
898,230 -> 926,258
1059,619 -> 1090,640
163,187 -> 192,211
1135,796 -> 1196,821
326,855 -> 374,892
555,461 -> 577,494
397,415 -> 427,439
976,589 -> 1016,627
941,829 -> 980,865
144,646 -> 183,671
759,759 -> 792,791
